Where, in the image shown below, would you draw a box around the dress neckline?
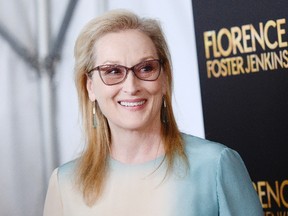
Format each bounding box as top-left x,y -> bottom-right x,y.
108,154 -> 166,170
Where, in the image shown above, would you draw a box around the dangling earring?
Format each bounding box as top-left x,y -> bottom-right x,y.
92,100 -> 97,128
161,96 -> 168,124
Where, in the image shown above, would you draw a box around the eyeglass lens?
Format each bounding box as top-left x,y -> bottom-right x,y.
98,59 -> 161,85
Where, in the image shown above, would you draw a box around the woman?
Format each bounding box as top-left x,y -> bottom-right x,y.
43,10 -> 263,216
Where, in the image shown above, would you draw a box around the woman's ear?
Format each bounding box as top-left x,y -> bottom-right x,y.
86,78 -> 96,101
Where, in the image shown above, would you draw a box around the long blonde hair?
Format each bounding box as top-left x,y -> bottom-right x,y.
74,9 -> 188,205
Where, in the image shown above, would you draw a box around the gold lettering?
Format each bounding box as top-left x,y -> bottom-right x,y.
231,26 -> 244,54
267,181 -> 281,208
258,181 -> 268,208
204,31 -> 221,59
280,180 -> 288,208
263,52 -> 274,70
248,54 -> 259,72
255,53 -> 266,71
250,22 -> 265,51
237,57 -> 245,74
277,18 -> 288,48
221,58 -> 229,77
206,60 -> 221,78
273,51 -> 283,69
264,20 -> 278,50
217,28 -> 233,57
204,18 -> 288,59
254,180 -> 288,209
242,24 -> 253,53
204,31 -> 214,59
206,57 -> 244,78
283,50 -> 288,67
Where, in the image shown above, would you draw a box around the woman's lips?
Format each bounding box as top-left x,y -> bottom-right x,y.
118,99 -> 147,107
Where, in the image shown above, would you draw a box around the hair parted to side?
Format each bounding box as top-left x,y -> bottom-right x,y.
74,9 -> 188,205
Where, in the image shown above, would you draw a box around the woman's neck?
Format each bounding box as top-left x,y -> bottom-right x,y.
109,127 -> 165,164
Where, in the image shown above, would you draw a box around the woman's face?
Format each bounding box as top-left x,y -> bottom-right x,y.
86,29 -> 166,132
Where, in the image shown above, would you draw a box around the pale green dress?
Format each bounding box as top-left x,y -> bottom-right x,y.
43,133 -> 264,216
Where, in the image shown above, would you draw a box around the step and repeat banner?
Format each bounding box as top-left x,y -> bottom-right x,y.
191,0 -> 288,215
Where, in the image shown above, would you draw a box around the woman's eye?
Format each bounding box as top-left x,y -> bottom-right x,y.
140,65 -> 154,72
104,67 -> 122,75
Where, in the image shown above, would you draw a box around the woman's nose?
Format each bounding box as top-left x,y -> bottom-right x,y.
121,69 -> 140,94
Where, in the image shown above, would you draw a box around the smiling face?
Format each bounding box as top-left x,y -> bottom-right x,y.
86,29 -> 166,133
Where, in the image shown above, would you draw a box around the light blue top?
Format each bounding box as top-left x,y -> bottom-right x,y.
43,133 -> 264,216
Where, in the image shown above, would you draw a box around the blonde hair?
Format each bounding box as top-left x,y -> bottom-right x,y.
74,9 -> 188,205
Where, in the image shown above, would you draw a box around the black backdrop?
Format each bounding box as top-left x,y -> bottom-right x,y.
191,0 -> 288,214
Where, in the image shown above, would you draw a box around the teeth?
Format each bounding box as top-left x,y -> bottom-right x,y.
120,100 -> 145,107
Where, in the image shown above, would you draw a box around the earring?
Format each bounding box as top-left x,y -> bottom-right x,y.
161,96 -> 168,124
92,100 -> 97,128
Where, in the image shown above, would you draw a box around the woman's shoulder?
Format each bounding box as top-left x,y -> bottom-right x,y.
56,159 -> 79,183
180,132 -> 238,163
181,132 -> 227,152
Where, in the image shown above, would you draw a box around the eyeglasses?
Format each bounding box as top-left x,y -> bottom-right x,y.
87,59 -> 162,85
